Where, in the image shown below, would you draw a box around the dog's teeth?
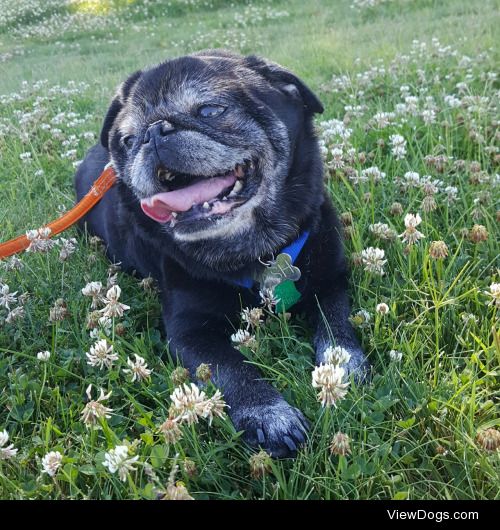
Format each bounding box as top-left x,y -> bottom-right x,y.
170,218 -> 177,228
158,169 -> 175,182
231,180 -> 243,194
202,201 -> 210,210
171,212 -> 178,218
222,196 -> 228,201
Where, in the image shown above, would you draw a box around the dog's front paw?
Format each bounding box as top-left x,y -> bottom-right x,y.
231,400 -> 309,458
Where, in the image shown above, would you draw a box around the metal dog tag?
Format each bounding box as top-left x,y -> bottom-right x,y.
260,252 -> 301,290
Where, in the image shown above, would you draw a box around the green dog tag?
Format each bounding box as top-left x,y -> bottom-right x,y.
274,279 -> 302,312
259,253 -> 302,312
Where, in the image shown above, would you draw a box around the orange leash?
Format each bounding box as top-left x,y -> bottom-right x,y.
0,165 -> 117,260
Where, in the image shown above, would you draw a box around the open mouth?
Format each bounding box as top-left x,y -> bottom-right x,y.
140,160 -> 256,226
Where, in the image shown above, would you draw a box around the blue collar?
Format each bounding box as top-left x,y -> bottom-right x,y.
231,230 -> 310,289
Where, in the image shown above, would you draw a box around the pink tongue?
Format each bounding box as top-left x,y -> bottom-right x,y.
140,174 -> 237,223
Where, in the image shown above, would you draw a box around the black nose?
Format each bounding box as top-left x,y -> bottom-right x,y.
143,120 -> 175,144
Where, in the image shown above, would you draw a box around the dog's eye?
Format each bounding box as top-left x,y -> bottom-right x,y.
122,135 -> 136,149
197,104 -> 226,119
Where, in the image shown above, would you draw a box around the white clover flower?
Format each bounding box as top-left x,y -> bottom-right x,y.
389,349 -> 403,362
100,285 -> 130,318
360,166 -> 386,183
389,134 -> 407,160
58,237 -> 77,261
26,227 -> 55,253
396,171 -> 420,191
476,428 -> 500,452
372,111 -> 395,129
400,213 -> 425,244
259,287 -> 280,311
311,364 -> 349,407
404,95 -> 419,116
169,383 -> 227,426
230,329 -> 256,347
350,309 -> 372,329
37,351 -> 51,362
195,389 -> 227,425
5,306 -> 25,324
241,307 -> 264,329
41,451 -> 63,477
170,383 -> 207,425
318,118 -> 352,142
376,303 -> 390,315
369,222 -> 397,241
404,213 -> 422,228
81,384 -> 113,427
444,94 -> 461,108
107,272 -> 119,289
485,283 -> 500,308
0,284 -> 17,309
81,281 -> 104,308
161,482 -> 195,500
2,256 -> 23,271
395,102 -> 408,115
89,315 -> 113,339
328,146 -> 344,169
19,151 -> 32,162
138,276 -> 156,292
421,108 -> 436,124
86,339 -> 118,369
0,429 -> 18,460
444,186 -> 458,204
323,346 -> 351,366
420,175 -> 442,196
405,170 -> 420,185
330,431 -> 351,456
103,445 -> 139,482
158,418 -> 183,444
62,149 -> 77,160
49,298 -> 68,322
347,168 -> 363,185
123,354 -> 152,382
33,227 -> 51,238
361,247 -> 387,275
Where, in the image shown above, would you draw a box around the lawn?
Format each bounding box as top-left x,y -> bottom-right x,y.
0,0 -> 499,500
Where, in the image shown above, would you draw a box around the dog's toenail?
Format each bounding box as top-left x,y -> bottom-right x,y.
257,428 -> 265,444
292,428 -> 304,442
283,436 -> 297,452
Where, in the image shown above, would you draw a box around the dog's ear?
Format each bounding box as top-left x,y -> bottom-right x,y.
244,55 -> 324,115
100,70 -> 142,149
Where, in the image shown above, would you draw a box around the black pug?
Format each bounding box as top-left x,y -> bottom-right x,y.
75,49 -> 369,458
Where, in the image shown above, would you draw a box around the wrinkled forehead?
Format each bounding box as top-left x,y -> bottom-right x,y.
129,56 -> 265,115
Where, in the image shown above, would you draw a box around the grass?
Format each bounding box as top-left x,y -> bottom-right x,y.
0,0 -> 499,499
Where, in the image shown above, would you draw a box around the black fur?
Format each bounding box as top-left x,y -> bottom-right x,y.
75,50 -> 369,458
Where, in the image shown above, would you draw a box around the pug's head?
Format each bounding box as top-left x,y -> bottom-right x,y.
101,50 -> 324,271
